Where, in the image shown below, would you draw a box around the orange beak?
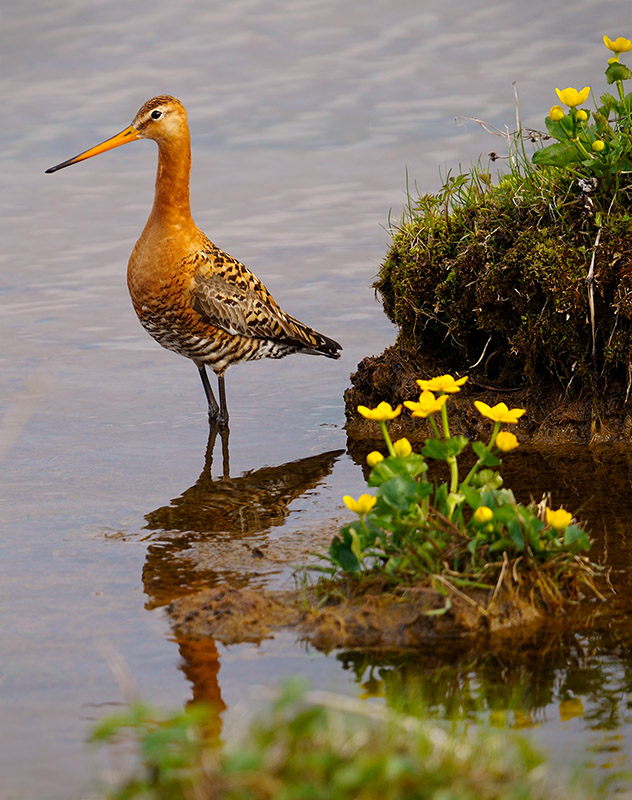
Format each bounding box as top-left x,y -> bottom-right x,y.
45,124 -> 140,173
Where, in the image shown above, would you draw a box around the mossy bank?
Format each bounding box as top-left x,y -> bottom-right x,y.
346,167 -> 632,444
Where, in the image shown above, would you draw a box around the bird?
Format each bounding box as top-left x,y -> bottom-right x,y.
46,96 -> 342,426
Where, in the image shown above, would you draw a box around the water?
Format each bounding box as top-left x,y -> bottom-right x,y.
3,1 -> 632,796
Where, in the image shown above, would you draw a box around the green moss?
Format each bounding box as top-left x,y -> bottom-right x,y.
376,167 -> 632,396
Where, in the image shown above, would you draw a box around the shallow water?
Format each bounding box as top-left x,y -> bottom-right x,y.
3,1 -> 632,797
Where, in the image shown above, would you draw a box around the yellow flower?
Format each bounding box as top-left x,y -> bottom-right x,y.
495,430 -> 519,452
416,374 -> 468,393
474,401 -> 526,424
393,437 -> 412,457
548,105 -> 565,122
343,494 -> 377,515
357,401 -> 402,421
473,505 -> 494,525
404,390 -> 449,418
545,506 -> 573,531
604,35 -> 632,53
592,139 -> 605,152
555,86 -> 590,108
366,451 -> 384,468
575,109 -> 588,121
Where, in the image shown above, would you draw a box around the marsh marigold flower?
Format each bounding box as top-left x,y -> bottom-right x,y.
474,401 -> 526,424
343,493 -> 377,515
555,86 -> 590,108
417,374 -> 468,394
404,390 -> 449,418
366,451 -> 384,468
545,506 -> 573,531
592,139 -> 605,152
576,109 -> 588,121
357,401 -> 402,421
393,437 -> 412,457
473,506 -> 494,525
604,35 -> 632,54
496,430 -> 519,452
549,105 -> 565,121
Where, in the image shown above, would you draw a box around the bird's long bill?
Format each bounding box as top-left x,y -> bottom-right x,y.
45,124 -> 140,174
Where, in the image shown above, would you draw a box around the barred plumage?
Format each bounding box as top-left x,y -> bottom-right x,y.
46,96 -> 342,425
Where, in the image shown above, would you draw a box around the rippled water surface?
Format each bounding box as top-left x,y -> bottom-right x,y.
4,1 -> 632,797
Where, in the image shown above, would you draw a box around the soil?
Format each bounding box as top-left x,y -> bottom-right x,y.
166,579 -> 605,651
343,345 -> 632,448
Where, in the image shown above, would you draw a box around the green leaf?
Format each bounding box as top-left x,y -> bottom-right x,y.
599,92 -> 619,113
592,111 -> 611,136
472,440 -> 500,467
489,537 -> 514,553
368,454 -> 427,486
377,474 -> 426,512
433,482 -> 449,517
329,528 -> 361,571
462,484 -> 482,510
563,524 -> 591,552
474,469 -> 504,490
606,61 -> 632,84
506,519 -> 525,551
422,435 -> 469,460
349,528 -> 363,563
544,114 -> 574,140
532,142 -> 582,167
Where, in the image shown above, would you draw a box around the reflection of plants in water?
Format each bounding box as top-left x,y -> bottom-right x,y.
92,681 -> 597,800
338,628 -> 632,732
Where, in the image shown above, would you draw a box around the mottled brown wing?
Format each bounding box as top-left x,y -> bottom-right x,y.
191,246 -> 340,354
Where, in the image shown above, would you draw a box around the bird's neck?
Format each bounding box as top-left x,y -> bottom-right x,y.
149,132 -> 194,227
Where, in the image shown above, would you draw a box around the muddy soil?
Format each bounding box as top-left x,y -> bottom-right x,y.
344,345 -> 632,447
166,580 -> 606,651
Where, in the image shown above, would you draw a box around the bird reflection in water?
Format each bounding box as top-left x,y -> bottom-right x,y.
142,423 -> 343,606
141,421 -> 343,726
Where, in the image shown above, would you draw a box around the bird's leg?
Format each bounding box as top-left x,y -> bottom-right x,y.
217,374 -> 229,428
197,364 -> 220,420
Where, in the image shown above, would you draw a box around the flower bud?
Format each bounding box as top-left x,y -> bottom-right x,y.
549,105 -> 565,122
576,109 -> 588,121
393,437 -> 412,457
592,139 -> 605,152
366,451 -> 384,468
496,430 -> 519,452
473,505 -> 494,525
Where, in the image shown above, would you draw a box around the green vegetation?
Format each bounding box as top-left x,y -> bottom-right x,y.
92,681 -> 598,800
375,36 -> 632,395
319,384 -> 598,606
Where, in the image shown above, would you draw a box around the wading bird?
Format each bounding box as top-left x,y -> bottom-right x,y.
46,96 -> 342,426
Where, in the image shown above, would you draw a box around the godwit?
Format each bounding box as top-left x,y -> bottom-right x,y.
46,96 -> 341,425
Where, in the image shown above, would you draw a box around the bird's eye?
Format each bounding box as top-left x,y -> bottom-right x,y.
151,109 -> 162,120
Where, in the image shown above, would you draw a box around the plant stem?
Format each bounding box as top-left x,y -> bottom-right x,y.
380,420 -> 396,457
440,399 -> 459,495
489,421 -> 501,449
461,421 -> 501,489
428,414 -> 441,438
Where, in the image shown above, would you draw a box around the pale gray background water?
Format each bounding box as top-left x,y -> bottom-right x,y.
3,1 -> 632,797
